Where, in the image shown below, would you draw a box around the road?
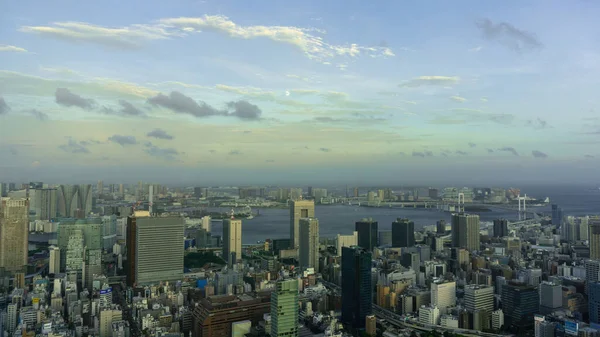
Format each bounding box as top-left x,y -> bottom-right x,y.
319,279 -> 504,337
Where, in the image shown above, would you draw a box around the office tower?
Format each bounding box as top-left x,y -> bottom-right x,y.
0,198 -> 29,273
32,188 -> 57,220
353,187 -> 359,197
378,231 -> 392,246
271,278 -> 299,337
501,282 -> 539,332
223,216 -> 242,266
586,260 -> 600,294
552,204 -> 563,227
97,180 -> 104,196
590,282 -> 600,324
336,232 -> 358,256
341,246 -> 372,330
119,184 -> 124,195
464,285 -> 494,312
431,280 -> 456,314
451,213 -> 480,251
299,218 -> 319,272
590,217 -> 600,260
355,218 -> 378,251
391,218 -> 415,248
49,246 -> 60,274
126,215 -> 184,286
99,306 -> 122,337
289,199 -> 315,248
539,282 -> 562,313
56,184 -> 93,218
493,219 -> 509,238
436,220 -> 447,234
57,218 -> 102,288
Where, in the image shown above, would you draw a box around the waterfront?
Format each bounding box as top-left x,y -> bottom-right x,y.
211,185 -> 600,244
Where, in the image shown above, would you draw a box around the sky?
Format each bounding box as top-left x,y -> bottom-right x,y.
1,0 -> 600,185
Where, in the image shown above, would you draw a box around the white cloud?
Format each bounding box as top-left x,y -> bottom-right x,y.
469,46 -> 482,52
40,66 -> 81,77
0,45 -> 27,52
450,95 -> 467,103
400,76 -> 460,88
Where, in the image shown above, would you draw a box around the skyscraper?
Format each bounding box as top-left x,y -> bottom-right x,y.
32,188 -> 57,220
56,184 -> 92,218
493,219 -> 509,238
355,218 -> 378,251
590,217 -> 600,260
431,280 -> 457,314
299,218 -> 319,272
57,218 -> 102,289
49,245 -> 61,274
501,282 -> 539,332
0,198 -> 29,274
451,213 -> 480,251
223,216 -> 242,266
391,218 -> 415,248
126,215 -> 184,286
271,278 -> 299,337
589,282 -> 600,324
97,180 -> 104,196
289,199 -> 314,248
341,246 -> 372,330
552,204 -> 563,227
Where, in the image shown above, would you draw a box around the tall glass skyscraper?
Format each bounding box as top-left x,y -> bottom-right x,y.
341,246 -> 372,330
355,218 -> 378,251
271,278 -> 299,337
391,218 -> 415,248
552,204 -> 563,227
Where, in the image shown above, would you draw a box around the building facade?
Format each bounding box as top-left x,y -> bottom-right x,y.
0,198 -> 29,274
289,200 -> 315,248
299,218 -> 319,272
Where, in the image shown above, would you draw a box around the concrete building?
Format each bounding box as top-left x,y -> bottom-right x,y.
365,315 -> 376,336
590,217 -> 600,260
431,280 -> 456,314
57,218 -> 102,289
223,217 -> 242,266
299,218 -> 319,272
99,306 -> 122,337
419,305 -> 440,325
0,198 -> 29,274
31,188 -> 57,220
336,232 -> 358,256
56,184 -> 92,218
451,213 -> 480,251
464,285 -> 494,312
539,282 -> 562,313
501,282 -> 539,332
289,199 -> 314,248
491,310 -> 504,331
126,215 -> 185,286
49,246 -> 60,274
271,279 -> 299,337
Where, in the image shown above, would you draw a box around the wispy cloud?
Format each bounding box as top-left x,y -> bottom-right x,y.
26,109 -> 49,121
486,148 -> 494,154
531,150 -> 548,159
108,134 -> 137,146
58,138 -> 90,154
147,128 -> 174,140
319,147 -> 331,152
498,147 -> 519,156
144,142 -> 180,160
0,45 -> 27,53
55,88 -> 95,109
476,18 -> 543,52
228,150 -> 242,155
468,46 -> 482,52
455,150 -> 469,155
525,118 -> 549,129
450,95 -> 467,103
400,76 -> 459,88
468,142 -> 477,148
585,154 -> 595,159
412,150 -> 433,157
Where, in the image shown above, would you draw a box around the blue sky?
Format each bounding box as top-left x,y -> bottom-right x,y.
1,0 -> 599,185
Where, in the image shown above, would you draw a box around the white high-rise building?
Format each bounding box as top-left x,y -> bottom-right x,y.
99,306 -> 122,337
492,310 -> 504,331
419,305 -> 440,325
6,303 -> 18,334
201,216 -> 211,232
32,188 -> 57,220
299,218 -> 319,272
223,217 -> 242,266
431,280 -> 456,314
49,246 -> 61,274
464,285 -> 494,312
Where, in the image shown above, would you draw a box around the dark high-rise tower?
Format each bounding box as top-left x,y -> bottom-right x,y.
391,218 -> 415,248
493,219 -> 509,238
341,246 -> 372,330
355,218 -> 378,251
501,282 -> 539,333
589,282 -> 600,324
552,204 -> 563,227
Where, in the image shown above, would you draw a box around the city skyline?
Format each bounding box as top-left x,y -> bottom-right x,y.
2,1 -> 600,184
